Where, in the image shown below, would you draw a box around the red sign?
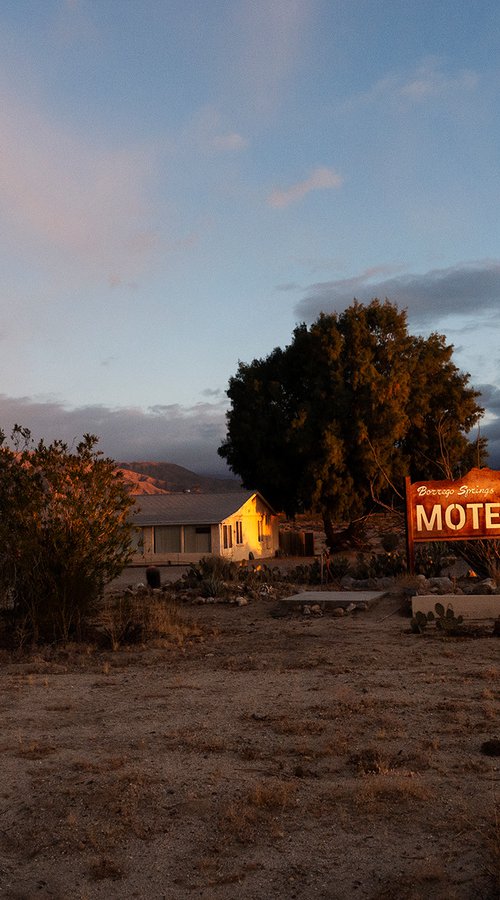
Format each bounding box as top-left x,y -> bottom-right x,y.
406,468 -> 500,543
405,468 -> 500,571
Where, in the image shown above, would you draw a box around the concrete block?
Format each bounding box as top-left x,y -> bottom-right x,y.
412,594 -> 500,620
280,590 -> 384,611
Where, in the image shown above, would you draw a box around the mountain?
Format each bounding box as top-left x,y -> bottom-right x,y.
118,461 -> 242,494
116,468 -> 169,495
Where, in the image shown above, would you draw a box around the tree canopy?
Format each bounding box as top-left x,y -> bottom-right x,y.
218,300 -> 486,547
0,428 -> 135,642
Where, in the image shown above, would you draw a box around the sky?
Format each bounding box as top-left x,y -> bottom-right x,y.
1,0 -> 499,474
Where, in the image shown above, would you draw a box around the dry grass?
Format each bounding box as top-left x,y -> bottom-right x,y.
15,738 -> 57,760
220,778 -> 296,843
1,589 -> 499,898
355,773 -> 431,809
91,594 -> 201,650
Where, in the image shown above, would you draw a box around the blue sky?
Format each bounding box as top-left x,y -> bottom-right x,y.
1,0 -> 499,473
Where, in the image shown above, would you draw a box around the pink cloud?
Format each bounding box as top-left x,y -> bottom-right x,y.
267,166 -> 343,209
0,87 -> 160,282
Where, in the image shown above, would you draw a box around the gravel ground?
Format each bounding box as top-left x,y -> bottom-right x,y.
0,592 -> 499,899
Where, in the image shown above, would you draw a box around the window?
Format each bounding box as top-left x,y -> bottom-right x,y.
258,518 -> 263,542
154,525 -> 181,553
130,527 -> 143,552
223,524 -> 233,549
235,521 -> 243,544
184,525 -> 211,553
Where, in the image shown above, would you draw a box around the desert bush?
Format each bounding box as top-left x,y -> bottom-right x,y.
183,556 -> 239,585
0,428 -> 134,644
351,551 -> 406,580
319,554 -> 352,582
414,543 -> 454,578
283,561 -> 322,584
381,532 -> 400,553
92,594 -> 198,649
457,540 -> 500,582
200,574 -> 226,599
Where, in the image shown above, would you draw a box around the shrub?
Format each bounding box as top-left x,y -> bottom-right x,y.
414,543 -> 454,578
457,540 -> 500,582
351,551 -> 406,580
0,428 -> 134,643
92,594 -> 198,649
183,556 -> 239,586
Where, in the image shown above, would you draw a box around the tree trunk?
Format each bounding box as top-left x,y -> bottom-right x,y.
322,510 -> 366,551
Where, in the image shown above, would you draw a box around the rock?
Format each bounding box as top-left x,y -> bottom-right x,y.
341,576 -> 355,589
236,596 -> 248,607
354,578 -> 378,590
480,739 -> 500,756
376,577 -> 393,590
332,607 -> 344,617
428,577 -> 454,593
310,604 -> 323,616
471,582 -> 492,595
302,605 -> 312,616
345,602 -> 356,614
476,578 -> 496,594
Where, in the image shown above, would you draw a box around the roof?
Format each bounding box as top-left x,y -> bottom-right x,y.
131,491 -> 270,526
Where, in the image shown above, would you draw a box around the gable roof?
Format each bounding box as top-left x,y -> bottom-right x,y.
132,491 -> 272,526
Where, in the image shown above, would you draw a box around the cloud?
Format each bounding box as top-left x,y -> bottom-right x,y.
236,0 -> 312,117
399,59 -> 479,101
0,83 -> 160,284
267,166 -> 343,209
2,384 -> 498,476
0,395 -> 230,475
211,132 -> 247,152
275,282 -> 301,292
174,106 -> 248,163
476,384 -> 500,469
341,58 -> 479,112
295,260 -> 500,326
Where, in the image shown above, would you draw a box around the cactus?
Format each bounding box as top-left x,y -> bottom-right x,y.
435,603 -> 464,634
411,602 -> 463,635
410,609 -> 435,633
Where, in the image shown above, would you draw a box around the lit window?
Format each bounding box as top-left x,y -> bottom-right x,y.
235,521 -> 243,544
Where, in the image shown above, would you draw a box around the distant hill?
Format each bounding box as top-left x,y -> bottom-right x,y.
116,468 -> 170,495
118,461 -> 242,494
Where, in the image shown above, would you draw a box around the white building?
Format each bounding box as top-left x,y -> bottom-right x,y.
131,491 -> 279,564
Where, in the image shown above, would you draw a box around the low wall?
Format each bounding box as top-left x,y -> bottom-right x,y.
412,595 -> 500,620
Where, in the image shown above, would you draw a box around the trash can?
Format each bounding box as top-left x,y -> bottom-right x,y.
146,566 -> 161,589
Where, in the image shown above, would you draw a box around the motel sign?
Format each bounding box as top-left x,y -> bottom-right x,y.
405,467 -> 500,573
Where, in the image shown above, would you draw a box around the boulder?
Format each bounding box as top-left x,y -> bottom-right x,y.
428,577 -> 454,594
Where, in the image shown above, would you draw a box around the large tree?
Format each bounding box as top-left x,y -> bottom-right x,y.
218,300 -> 486,547
0,428 -> 135,642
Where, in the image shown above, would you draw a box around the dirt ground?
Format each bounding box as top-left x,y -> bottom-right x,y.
0,592 -> 499,900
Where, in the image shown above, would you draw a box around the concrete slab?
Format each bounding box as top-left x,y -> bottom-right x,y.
280,590 -> 385,610
412,594 -> 500,620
